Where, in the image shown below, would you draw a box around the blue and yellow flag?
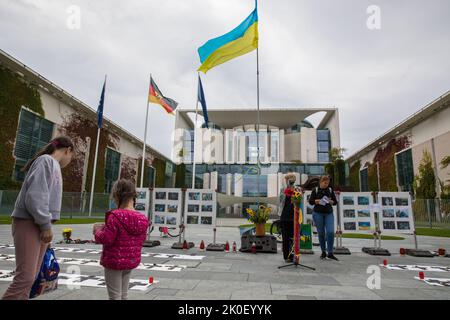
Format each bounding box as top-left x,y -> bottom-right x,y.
197,3 -> 258,73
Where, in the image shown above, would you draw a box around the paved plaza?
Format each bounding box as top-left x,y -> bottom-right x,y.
0,223 -> 449,300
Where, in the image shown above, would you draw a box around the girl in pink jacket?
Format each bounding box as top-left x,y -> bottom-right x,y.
93,179 -> 149,300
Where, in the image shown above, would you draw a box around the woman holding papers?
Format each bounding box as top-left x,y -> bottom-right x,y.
309,176 -> 338,261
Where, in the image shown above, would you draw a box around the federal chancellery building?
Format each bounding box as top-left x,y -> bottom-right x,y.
173,107 -> 341,215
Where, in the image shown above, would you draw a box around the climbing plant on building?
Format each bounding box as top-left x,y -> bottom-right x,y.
413,150 -> 436,199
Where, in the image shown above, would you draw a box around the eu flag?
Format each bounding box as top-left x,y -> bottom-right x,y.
97,77 -> 106,128
197,75 -> 209,128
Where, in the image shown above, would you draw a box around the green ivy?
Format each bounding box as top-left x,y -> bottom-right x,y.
0,67 -> 44,190
413,150 -> 436,199
175,163 -> 186,188
348,160 -> 361,191
152,158 -> 166,188
367,163 -> 379,192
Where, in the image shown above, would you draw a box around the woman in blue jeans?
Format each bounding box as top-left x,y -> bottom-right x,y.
309,176 -> 338,261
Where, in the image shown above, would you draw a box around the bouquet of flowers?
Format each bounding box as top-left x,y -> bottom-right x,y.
246,205 -> 272,224
285,187 -> 303,207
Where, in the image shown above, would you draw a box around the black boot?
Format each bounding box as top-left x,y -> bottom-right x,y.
320,251 -> 327,260
327,253 -> 339,261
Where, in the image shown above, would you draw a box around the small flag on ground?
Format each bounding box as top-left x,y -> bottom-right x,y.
148,76 -> 178,114
97,77 -> 106,128
197,75 -> 209,128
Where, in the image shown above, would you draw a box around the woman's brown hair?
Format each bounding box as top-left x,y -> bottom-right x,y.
22,136 -> 74,172
111,179 -> 137,209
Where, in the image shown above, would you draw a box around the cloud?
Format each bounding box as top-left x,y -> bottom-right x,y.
0,0 -> 449,159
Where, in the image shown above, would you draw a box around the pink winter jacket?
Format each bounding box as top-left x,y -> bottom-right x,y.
95,209 -> 150,270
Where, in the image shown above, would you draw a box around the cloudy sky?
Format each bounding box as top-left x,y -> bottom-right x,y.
1,0 -> 449,159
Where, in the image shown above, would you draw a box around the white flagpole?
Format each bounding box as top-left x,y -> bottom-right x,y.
88,75 -> 106,217
140,75 -> 152,188
192,74 -> 200,189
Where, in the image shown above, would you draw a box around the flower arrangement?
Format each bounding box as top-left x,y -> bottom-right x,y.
290,187 -> 303,206
246,205 -> 272,224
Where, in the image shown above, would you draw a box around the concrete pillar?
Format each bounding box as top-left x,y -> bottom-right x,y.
267,173 -> 278,197
210,171 -> 218,191
203,172 -> 210,189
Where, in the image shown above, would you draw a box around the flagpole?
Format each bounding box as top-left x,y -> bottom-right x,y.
192,74 -> 200,189
88,74 -> 107,217
256,47 -> 261,206
140,74 -> 152,188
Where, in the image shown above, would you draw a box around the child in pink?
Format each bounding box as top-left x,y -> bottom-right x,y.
93,179 -> 149,300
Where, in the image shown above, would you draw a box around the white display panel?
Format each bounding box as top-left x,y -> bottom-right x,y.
135,188 -> 150,216
303,190 -> 338,228
151,188 -> 182,228
184,189 -> 217,228
377,192 -> 415,234
339,192 -> 376,233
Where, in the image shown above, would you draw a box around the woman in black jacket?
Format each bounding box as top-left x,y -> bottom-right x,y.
308,175 -> 338,260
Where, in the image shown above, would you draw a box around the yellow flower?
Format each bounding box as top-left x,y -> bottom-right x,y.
63,228 -> 72,233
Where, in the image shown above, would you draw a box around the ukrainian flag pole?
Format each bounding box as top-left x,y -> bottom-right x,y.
255,0 -> 261,208
191,73 -> 200,189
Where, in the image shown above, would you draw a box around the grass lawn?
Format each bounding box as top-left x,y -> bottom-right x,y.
238,223 -> 405,240
415,227 -> 450,238
0,216 -> 104,225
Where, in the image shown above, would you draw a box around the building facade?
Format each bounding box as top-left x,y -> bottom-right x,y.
346,91 -> 450,197
0,49 -> 175,194
173,107 -> 340,215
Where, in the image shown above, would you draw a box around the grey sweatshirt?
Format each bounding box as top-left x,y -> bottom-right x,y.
11,154 -> 62,231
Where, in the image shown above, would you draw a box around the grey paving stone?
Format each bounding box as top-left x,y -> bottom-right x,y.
147,288 -> 179,296
287,295 -> 317,300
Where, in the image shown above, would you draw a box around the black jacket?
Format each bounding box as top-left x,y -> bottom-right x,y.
308,187 -> 337,214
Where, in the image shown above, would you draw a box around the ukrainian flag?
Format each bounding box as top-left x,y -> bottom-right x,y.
197,5 -> 258,73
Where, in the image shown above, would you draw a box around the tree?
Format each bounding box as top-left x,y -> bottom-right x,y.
413,150 -> 436,199
326,147 -> 347,188
439,155 -> 450,199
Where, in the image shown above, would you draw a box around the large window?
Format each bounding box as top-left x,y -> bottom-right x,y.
360,167 -> 369,192
242,175 -> 267,197
316,129 -> 330,163
270,130 -> 279,162
14,109 -> 54,182
396,149 -> 414,192
147,166 -> 155,188
182,129 -> 194,163
104,148 -> 121,193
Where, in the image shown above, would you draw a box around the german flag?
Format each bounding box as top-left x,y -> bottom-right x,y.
148,76 -> 178,114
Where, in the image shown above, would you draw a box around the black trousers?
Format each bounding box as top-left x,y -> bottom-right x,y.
280,220 -> 294,260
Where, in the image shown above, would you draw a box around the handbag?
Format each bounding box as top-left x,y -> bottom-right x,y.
29,247 -> 60,299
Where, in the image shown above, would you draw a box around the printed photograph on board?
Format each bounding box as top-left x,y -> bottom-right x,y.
187,215 -> 199,224
383,221 -> 396,230
154,215 -> 165,224
343,196 -> 354,206
202,193 -> 213,201
358,221 -> 371,231
396,209 -> 409,218
134,203 -> 146,211
382,197 -> 394,206
188,204 -> 200,212
357,209 -> 370,218
188,192 -> 200,201
167,205 -> 178,213
395,198 -> 409,206
201,216 -> 213,225
168,192 -> 179,201
154,204 -> 165,212
155,192 -> 166,200
343,222 -> 356,231
343,209 -> 356,218
382,209 -> 395,218
166,216 -> 177,225
201,204 -> 213,212
137,191 -> 147,200
357,196 -> 370,206
397,221 -> 411,230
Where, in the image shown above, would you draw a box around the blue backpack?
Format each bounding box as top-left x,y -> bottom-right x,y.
29,247 -> 60,299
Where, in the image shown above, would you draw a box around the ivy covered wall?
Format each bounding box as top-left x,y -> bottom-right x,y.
348,160 -> 361,191
0,67 -> 44,190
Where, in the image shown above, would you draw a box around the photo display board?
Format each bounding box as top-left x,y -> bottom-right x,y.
339,192 -> 375,233
184,189 -> 217,228
151,188 -> 182,227
377,192 -> 415,234
135,188 -> 150,216
303,190 -> 338,228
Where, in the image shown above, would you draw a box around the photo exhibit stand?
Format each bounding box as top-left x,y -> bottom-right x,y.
207,227 -> 225,251
172,189 -> 194,250
362,200 -> 390,256
278,204 -> 315,271
333,193 -> 351,255
404,229 -> 435,257
142,188 -> 160,248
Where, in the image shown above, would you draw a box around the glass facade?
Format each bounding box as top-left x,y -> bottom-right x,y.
316,129 -> 331,163
14,109 -> 54,182
104,148 -> 121,193
182,129 -> 194,163
242,175 -> 267,197
396,149 -> 414,192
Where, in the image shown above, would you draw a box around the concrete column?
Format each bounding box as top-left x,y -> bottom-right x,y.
210,171 -> 218,191
279,129 -> 285,162
203,172 -> 210,189
267,173 -> 278,197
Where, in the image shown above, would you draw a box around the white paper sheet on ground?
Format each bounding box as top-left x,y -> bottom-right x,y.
0,244 -> 205,260
414,276 -> 450,287
381,264 -> 450,272
0,270 -> 158,291
0,254 -> 187,271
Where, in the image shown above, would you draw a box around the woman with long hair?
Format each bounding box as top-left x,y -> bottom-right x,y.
2,136 -> 74,300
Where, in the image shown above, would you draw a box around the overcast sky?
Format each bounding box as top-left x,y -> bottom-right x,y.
1,0 -> 449,159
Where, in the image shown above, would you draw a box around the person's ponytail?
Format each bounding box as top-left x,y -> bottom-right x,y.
22,136 -> 74,172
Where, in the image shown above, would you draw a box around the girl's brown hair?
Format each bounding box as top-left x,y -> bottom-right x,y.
111,179 -> 137,208
22,136 -> 74,172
